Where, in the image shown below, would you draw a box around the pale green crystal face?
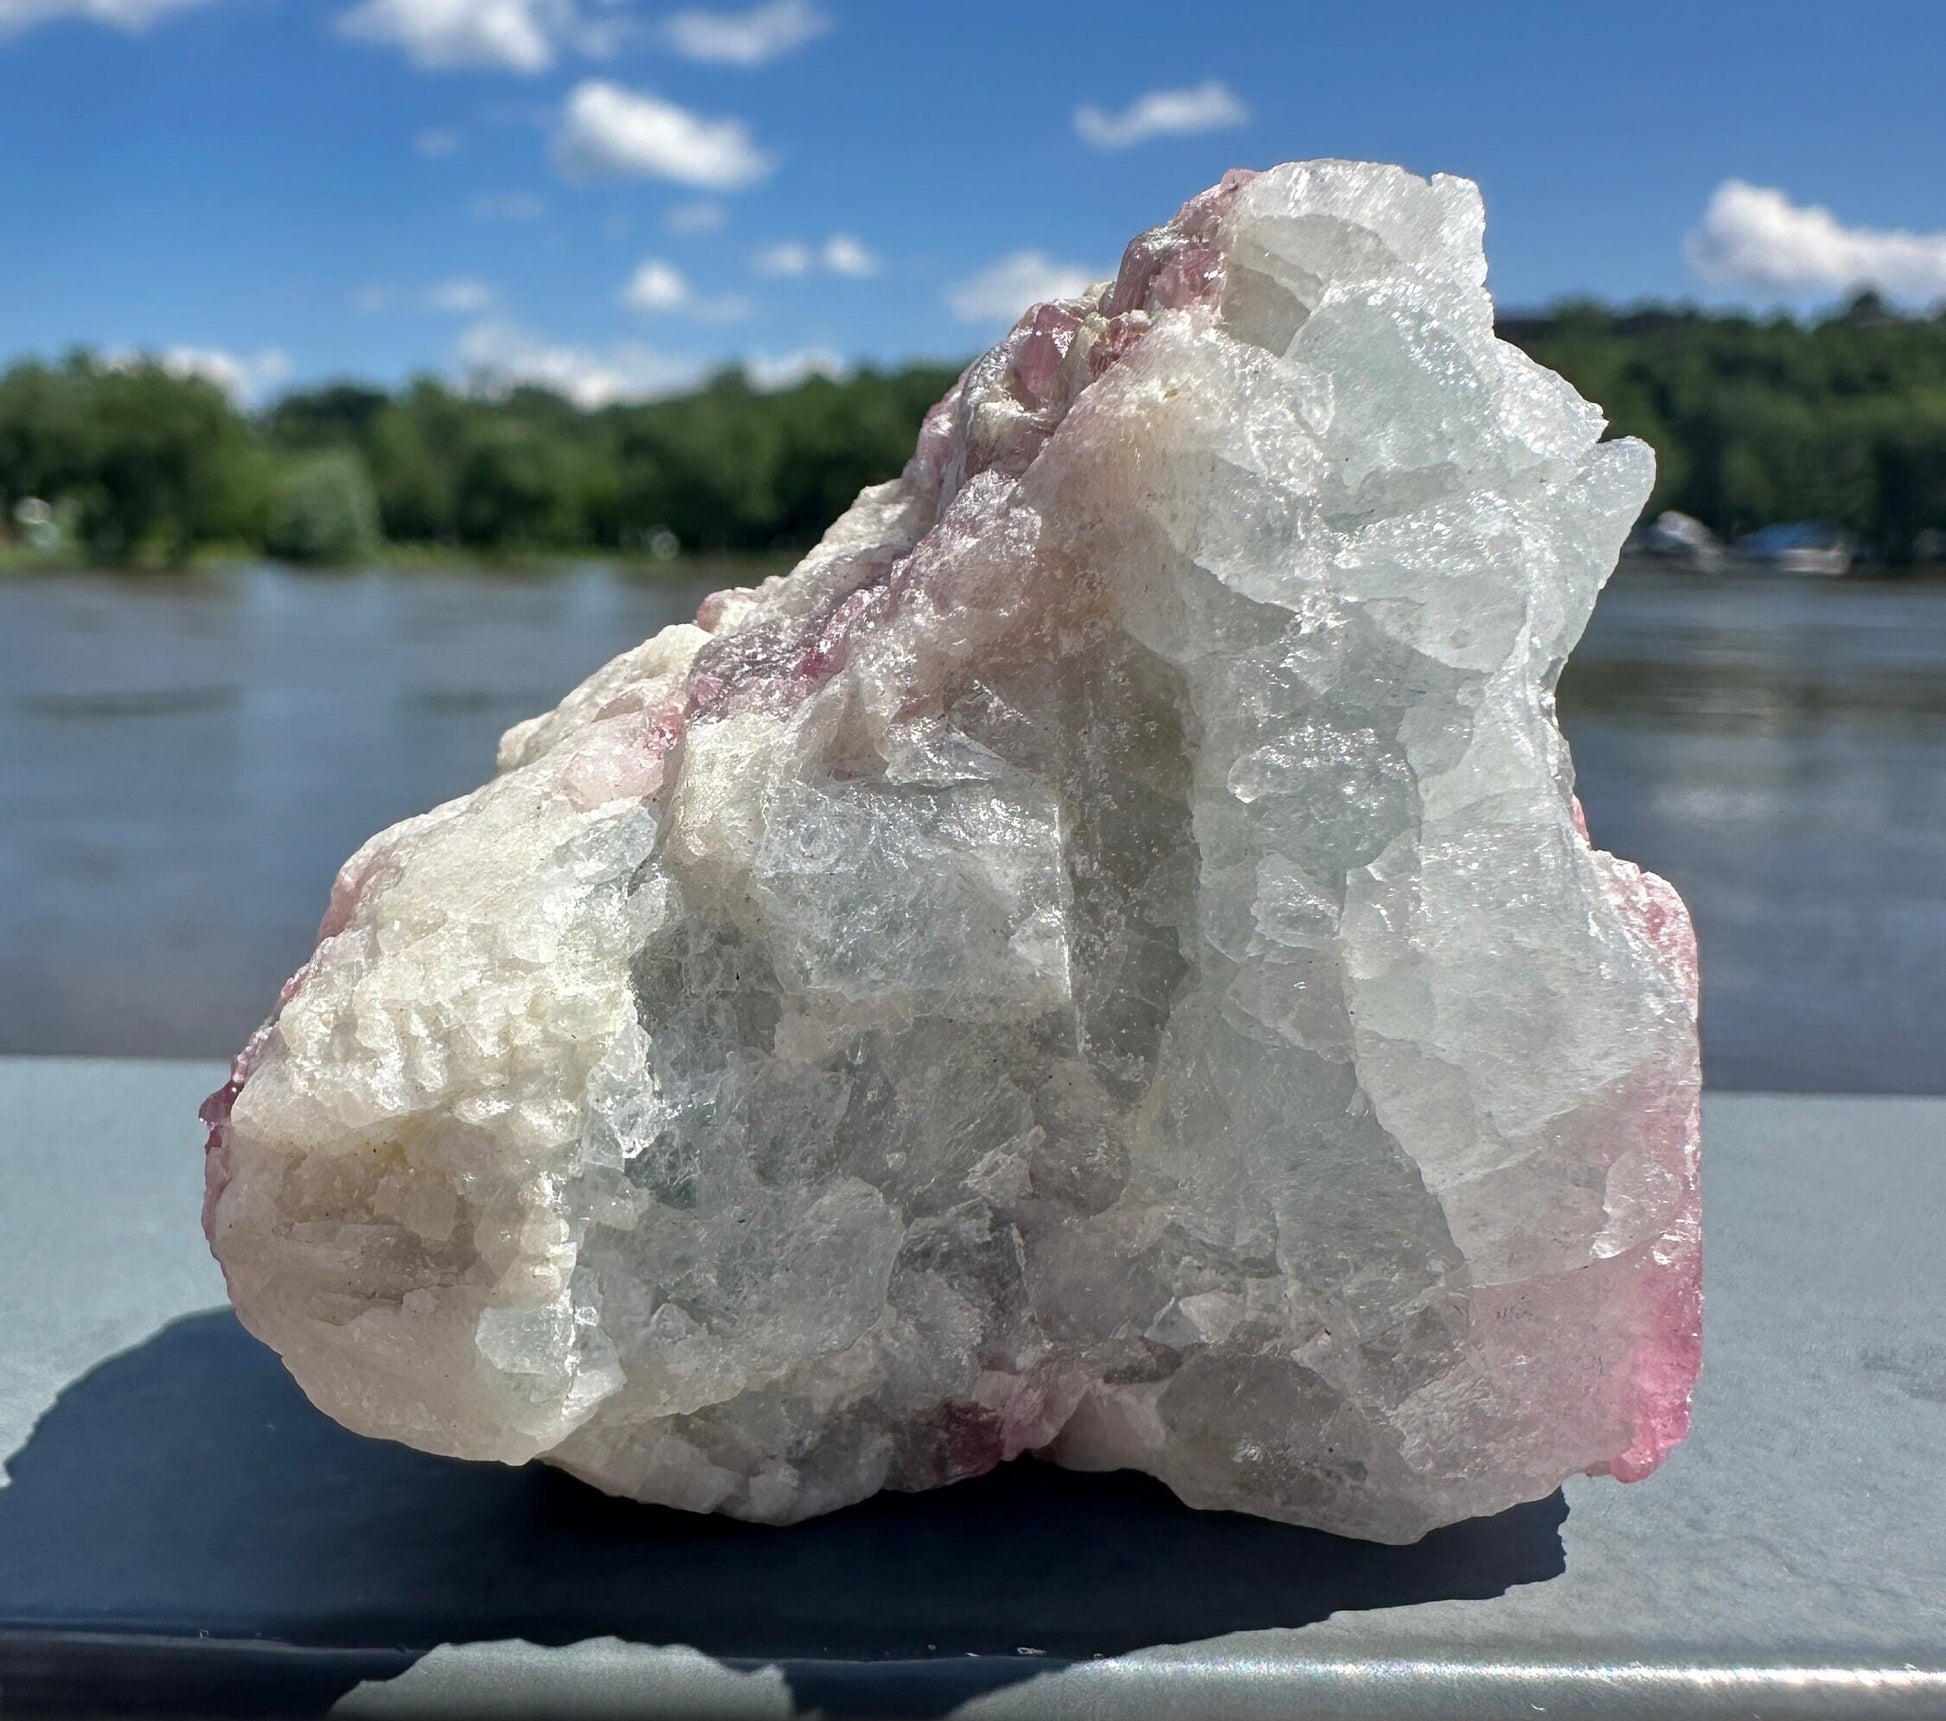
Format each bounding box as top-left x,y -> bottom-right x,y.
204,160 -> 1700,1543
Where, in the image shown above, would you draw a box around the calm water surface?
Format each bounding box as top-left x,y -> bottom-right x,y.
1,561 -> 1940,1091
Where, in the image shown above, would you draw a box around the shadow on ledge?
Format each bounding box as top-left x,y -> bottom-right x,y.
0,1311 -> 1567,1718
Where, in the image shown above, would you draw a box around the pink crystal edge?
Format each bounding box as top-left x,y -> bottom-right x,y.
1579,802 -> 1704,1483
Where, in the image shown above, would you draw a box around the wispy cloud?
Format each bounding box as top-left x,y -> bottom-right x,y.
456,318 -> 703,407
1073,79 -> 1248,151
621,258 -> 689,312
353,278 -> 499,314
469,190 -> 546,221
149,345 -> 291,405
336,0 -> 577,72
755,234 -> 878,279
425,277 -> 497,312
754,240 -> 812,278
821,233 -> 878,277
455,319 -> 807,405
620,258 -> 749,321
553,80 -> 772,190
744,345 -> 844,390
665,198 -> 728,235
0,0 -> 211,34
949,251 -> 1099,324
415,127 -> 463,158
1686,179 -> 1946,303
662,0 -> 827,66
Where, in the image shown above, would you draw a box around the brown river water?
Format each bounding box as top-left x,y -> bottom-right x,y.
1,560 -> 1941,1092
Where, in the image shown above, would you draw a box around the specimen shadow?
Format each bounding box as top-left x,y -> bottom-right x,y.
0,1310 -> 1568,1717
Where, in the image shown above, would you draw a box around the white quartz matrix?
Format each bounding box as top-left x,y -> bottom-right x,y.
204,161 -> 1702,1543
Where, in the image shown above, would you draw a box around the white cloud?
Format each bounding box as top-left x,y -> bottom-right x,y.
949,251 -> 1100,324
158,346 -> 291,405
416,127 -> 463,157
619,259 -> 749,321
455,319 -> 847,405
743,345 -> 844,390
553,80 -> 772,190
1073,79 -> 1248,151
456,318 -> 702,407
821,233 -> 877,277
754,240 -> 812,277
622,258 -> 689,312
663,0 -> 826,66
469,190 -> 546,220
0,0 -> 210,33
1686,179 -> 1946,303
665,198 -> 727,235
336,0 -> 577,71
425,277 -> 496,313
351,284 -> 393,314
754,234 -> 878,279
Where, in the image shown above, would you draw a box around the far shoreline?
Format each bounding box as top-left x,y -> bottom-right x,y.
7,549 -> 1946,591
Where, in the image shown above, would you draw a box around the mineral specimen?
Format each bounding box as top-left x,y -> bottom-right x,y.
203,160 -> 1701,1543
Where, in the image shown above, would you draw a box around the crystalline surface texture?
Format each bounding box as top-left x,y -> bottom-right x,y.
203,161 -> 1701,1543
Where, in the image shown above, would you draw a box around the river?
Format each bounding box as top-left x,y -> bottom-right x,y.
1,561 -> 1940,1092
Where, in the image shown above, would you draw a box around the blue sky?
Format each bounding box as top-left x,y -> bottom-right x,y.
3,0 -> 1944,404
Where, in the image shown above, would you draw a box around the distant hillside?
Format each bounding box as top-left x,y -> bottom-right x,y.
4,294 -> 1944,566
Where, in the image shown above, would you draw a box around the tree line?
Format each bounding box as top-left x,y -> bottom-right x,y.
0,359 -> 961,566
1508,293 -> 1946,563
2,294 -> 1944,567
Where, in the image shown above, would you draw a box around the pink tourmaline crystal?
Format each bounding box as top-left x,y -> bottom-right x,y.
204,160 -> 1700,1542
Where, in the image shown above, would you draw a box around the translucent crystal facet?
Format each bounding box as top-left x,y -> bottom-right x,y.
203,161 -> 1701,1543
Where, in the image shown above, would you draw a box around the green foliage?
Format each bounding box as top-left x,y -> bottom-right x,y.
4,311 -> 1944,569
264,450 -> 381,565
455,420 -> 573,548
0,353 -> 263,562
1504,295 -> 1946,562
257,362 -> 961,556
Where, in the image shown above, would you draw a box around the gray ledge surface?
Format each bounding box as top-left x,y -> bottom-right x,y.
1,1060 -> 1941,1720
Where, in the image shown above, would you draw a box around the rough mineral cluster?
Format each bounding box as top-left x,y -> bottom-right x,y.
204,161 -> 1701,1543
